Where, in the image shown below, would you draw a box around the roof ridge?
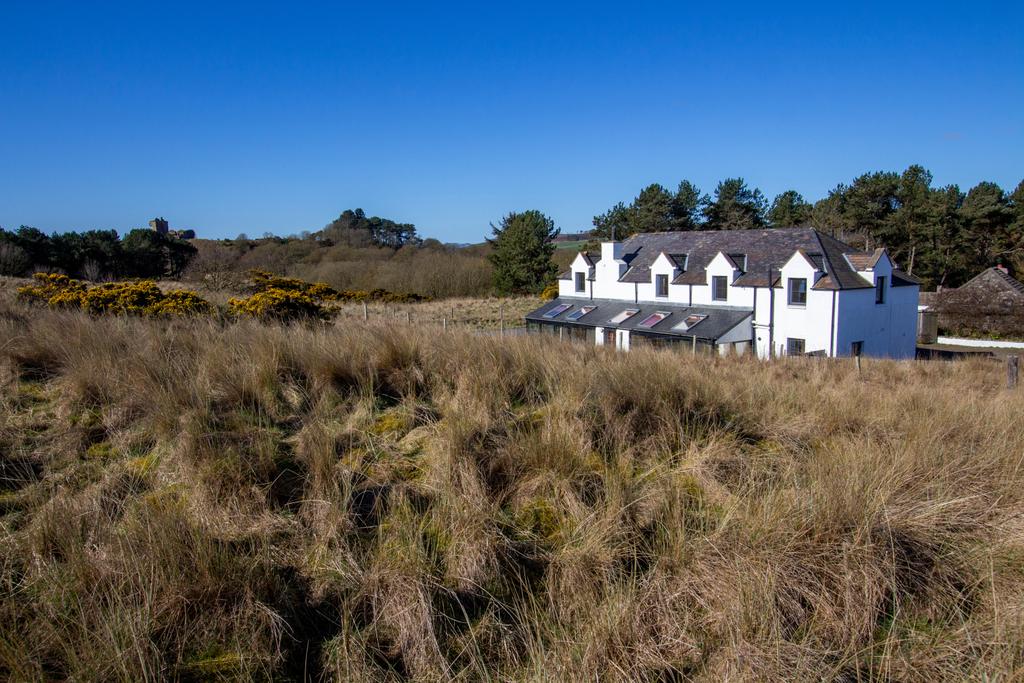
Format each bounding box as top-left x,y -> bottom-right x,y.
990,267 -> 1024,293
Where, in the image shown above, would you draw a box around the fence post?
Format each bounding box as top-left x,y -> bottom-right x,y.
443,317 -> 447,332
406,311 -> 412,324
1008,355 -> 1019,390
362,301 -> 368,321
500,303 -> 505,337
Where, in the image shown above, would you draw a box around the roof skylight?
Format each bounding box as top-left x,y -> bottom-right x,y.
637,311 -> 670,328
608,308 -> 640,324
543,303 -> 572,318
566,305 -> 596,321
673,314 -> 708,331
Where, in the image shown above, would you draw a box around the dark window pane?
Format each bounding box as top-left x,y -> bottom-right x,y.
788,278 -> 807,305
712,275 -> 728,301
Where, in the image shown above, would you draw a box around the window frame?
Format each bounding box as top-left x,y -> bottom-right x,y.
875,276 -> 886,304
655,273 -> 669,298
574,271 -> 586,293
786,337 -> 806,356
787,277 -> 807,307
712,275 -> 728,302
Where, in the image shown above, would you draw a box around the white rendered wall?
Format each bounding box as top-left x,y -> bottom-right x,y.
771,253 -> 832,356
832,258 -> 917,359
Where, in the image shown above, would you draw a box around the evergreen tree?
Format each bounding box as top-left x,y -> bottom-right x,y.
842,172 -> 899,247
668,180 -> 707,231
487,210 -> 559,295
959,181 -> 1015,271
592,180 -> 705,239
702,178 -> 768,229
768,190 -> 812,227
811,184 -> 852,238
886,165 -> 934,268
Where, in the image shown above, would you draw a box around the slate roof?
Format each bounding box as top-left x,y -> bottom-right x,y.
525,297 -> 753,342
596,228 -> 875,290
844,248 -> 886,271
960,267 -> 1024,296
891,269 -> 921,287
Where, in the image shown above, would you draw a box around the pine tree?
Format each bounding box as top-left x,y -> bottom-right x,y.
487,210 -> 559,295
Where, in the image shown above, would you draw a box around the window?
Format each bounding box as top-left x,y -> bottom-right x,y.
728,253 -> 747,272
788,278 -> 807,306
674,313 -> 707,331
637,311 -> 670,328
566,305 -> 596,321
712,275 -> 728,301
786,338 -> 805,356
850,341 -> 863,357
543,303 -> 572,318
575,272 -> 586,293
655,273 -> 669,297
875,276 -> 886,304
608,308 -> 639,324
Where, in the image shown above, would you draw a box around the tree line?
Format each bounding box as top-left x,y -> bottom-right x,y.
588,168 -> 1024,289
0,226 -> 197,280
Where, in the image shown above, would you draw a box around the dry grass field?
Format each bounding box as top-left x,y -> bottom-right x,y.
0,276 -> 539,331
2,302 -> 1024,681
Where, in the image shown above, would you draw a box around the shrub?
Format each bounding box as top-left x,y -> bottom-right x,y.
228,288 -> 331,322
17,273 -> 87,307
229,270 -> 430,321
145,289 -> 215,317
540,281 -> 559,301
16,272 -> 213,317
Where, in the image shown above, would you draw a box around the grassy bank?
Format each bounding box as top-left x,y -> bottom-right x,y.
1,306 -> 1023,681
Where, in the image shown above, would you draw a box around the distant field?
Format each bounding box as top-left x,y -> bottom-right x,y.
0,276 -> 541,329
554,239 -> 589,250
2,302 -> 1024,680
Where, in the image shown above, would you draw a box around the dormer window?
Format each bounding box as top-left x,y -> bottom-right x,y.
788,278 -> 807,306
875,276 -> 886,304
728,254 -> 747,272
655,274 -> 669,297
712,275 -> 728,301
575,272 -> 586,293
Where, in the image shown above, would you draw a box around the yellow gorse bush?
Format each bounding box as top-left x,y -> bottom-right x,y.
229,269 -> 430,322
17,273 -> 213,317
228,288 -> 331,321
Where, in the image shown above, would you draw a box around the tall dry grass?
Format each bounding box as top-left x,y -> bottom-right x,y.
1,303 -> 1023,681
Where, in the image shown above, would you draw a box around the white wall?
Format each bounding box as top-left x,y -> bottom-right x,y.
833,257 -> 917,359
560,245 -> 917,359
771,253 -> 832,356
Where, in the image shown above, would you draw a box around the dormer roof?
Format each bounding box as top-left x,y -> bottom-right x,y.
844,248 -> 887,271
614,228 -> 874,289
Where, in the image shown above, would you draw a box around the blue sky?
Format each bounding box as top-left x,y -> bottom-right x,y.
1,2 -> 1021,242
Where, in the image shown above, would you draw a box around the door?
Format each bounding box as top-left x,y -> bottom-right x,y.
604,329 -> 616,348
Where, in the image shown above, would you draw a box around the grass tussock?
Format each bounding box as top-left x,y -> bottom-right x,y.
1,306 -> 1023,681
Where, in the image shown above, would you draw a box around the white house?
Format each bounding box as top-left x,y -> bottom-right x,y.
525,229 -> 920,358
